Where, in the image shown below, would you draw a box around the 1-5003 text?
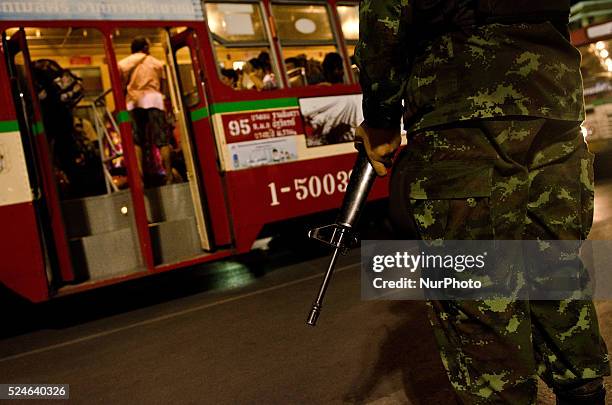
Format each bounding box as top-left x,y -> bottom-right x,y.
267,170 -> 352,206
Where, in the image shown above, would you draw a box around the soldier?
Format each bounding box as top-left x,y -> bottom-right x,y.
354,1 -> 610,404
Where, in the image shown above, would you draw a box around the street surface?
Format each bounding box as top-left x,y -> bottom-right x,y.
2,180 -> 612,404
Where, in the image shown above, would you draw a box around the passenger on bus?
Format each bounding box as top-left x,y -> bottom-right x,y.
257,51 -> 277,88
321,52 -> 345,85
32,59 -> 105,198
241,57 -> 277,91
285,55 -> 325,85
118,36 -> 174,185
220,68 -> 238,89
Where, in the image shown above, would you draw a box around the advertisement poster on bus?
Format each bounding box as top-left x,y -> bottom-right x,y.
221,108 -> 304,144
228,137 -> 298,170
299,94 -> 363,147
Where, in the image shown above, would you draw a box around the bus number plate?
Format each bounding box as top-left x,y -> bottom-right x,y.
267,170 -> 352,206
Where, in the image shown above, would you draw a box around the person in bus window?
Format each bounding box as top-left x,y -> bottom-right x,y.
299,54 -> 325,85
257,52 -> 277,89
118,36 -> 174,185
322,52 -> 345,85
285,55 -> 325,86
242,58 -> 277,91
220,68 -> 238,89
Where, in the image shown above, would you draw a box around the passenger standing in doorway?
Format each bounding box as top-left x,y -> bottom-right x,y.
118,36 -> 173,185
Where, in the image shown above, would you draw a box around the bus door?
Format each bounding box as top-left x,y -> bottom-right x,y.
166,28 -> 212,251
5,26 -> 151,286
110,27 -> 230,266
3,28 -> 75,285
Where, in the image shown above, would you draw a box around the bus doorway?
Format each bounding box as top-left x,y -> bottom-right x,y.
111,27 -> 214,262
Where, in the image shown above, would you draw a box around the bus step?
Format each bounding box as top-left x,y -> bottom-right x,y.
62,190 -> 133,238
149,217 -> 202,265
69,227 -> 143,281
144,182 -> 197,224
62,183 -> 195,239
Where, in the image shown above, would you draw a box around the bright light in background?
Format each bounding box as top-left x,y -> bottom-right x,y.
601,49 -> 609,58
207,15 -> 220,34
581,125 -> 588,141
233,61 -> 245,70
342,20 -> 359,40
596,41 -> 606,50
337,5 -> 359,41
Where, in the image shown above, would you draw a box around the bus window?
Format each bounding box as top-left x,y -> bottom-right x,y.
204,2 -> 280,91
271,3 -> 345,87
337,4 -> 359,80
5,27 -> 113,199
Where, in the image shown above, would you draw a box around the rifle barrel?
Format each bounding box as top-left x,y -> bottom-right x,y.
307,230 -> 346,326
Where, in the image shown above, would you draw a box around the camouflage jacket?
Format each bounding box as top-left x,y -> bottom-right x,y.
355,1 -> 584,132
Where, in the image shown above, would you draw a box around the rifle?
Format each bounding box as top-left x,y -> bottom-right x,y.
306,143 -> 378,326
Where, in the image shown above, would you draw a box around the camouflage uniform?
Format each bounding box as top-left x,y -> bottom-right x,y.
356,1 -> 610,403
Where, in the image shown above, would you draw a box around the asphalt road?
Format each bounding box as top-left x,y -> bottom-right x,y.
2,180 -> 612,404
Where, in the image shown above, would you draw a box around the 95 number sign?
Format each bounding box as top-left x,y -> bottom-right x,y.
267,170 -> 352,206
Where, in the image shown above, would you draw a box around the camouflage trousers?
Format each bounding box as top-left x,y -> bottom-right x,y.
389,117 -> 610,404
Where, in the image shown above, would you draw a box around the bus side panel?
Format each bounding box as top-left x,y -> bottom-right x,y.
0,44 -> 48,301
190,113 -> 233,247
0,202 -> 48,302
225,154 -> 390,253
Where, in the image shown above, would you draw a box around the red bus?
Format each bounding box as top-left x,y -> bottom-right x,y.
0,0 -> 391,302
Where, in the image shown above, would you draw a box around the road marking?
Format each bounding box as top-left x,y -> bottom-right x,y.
0,262 -> 360,363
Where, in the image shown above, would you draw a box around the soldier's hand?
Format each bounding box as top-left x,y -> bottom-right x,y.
355,123 -> 401,176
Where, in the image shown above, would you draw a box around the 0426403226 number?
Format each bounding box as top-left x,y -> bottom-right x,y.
267,170 -> 352,207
